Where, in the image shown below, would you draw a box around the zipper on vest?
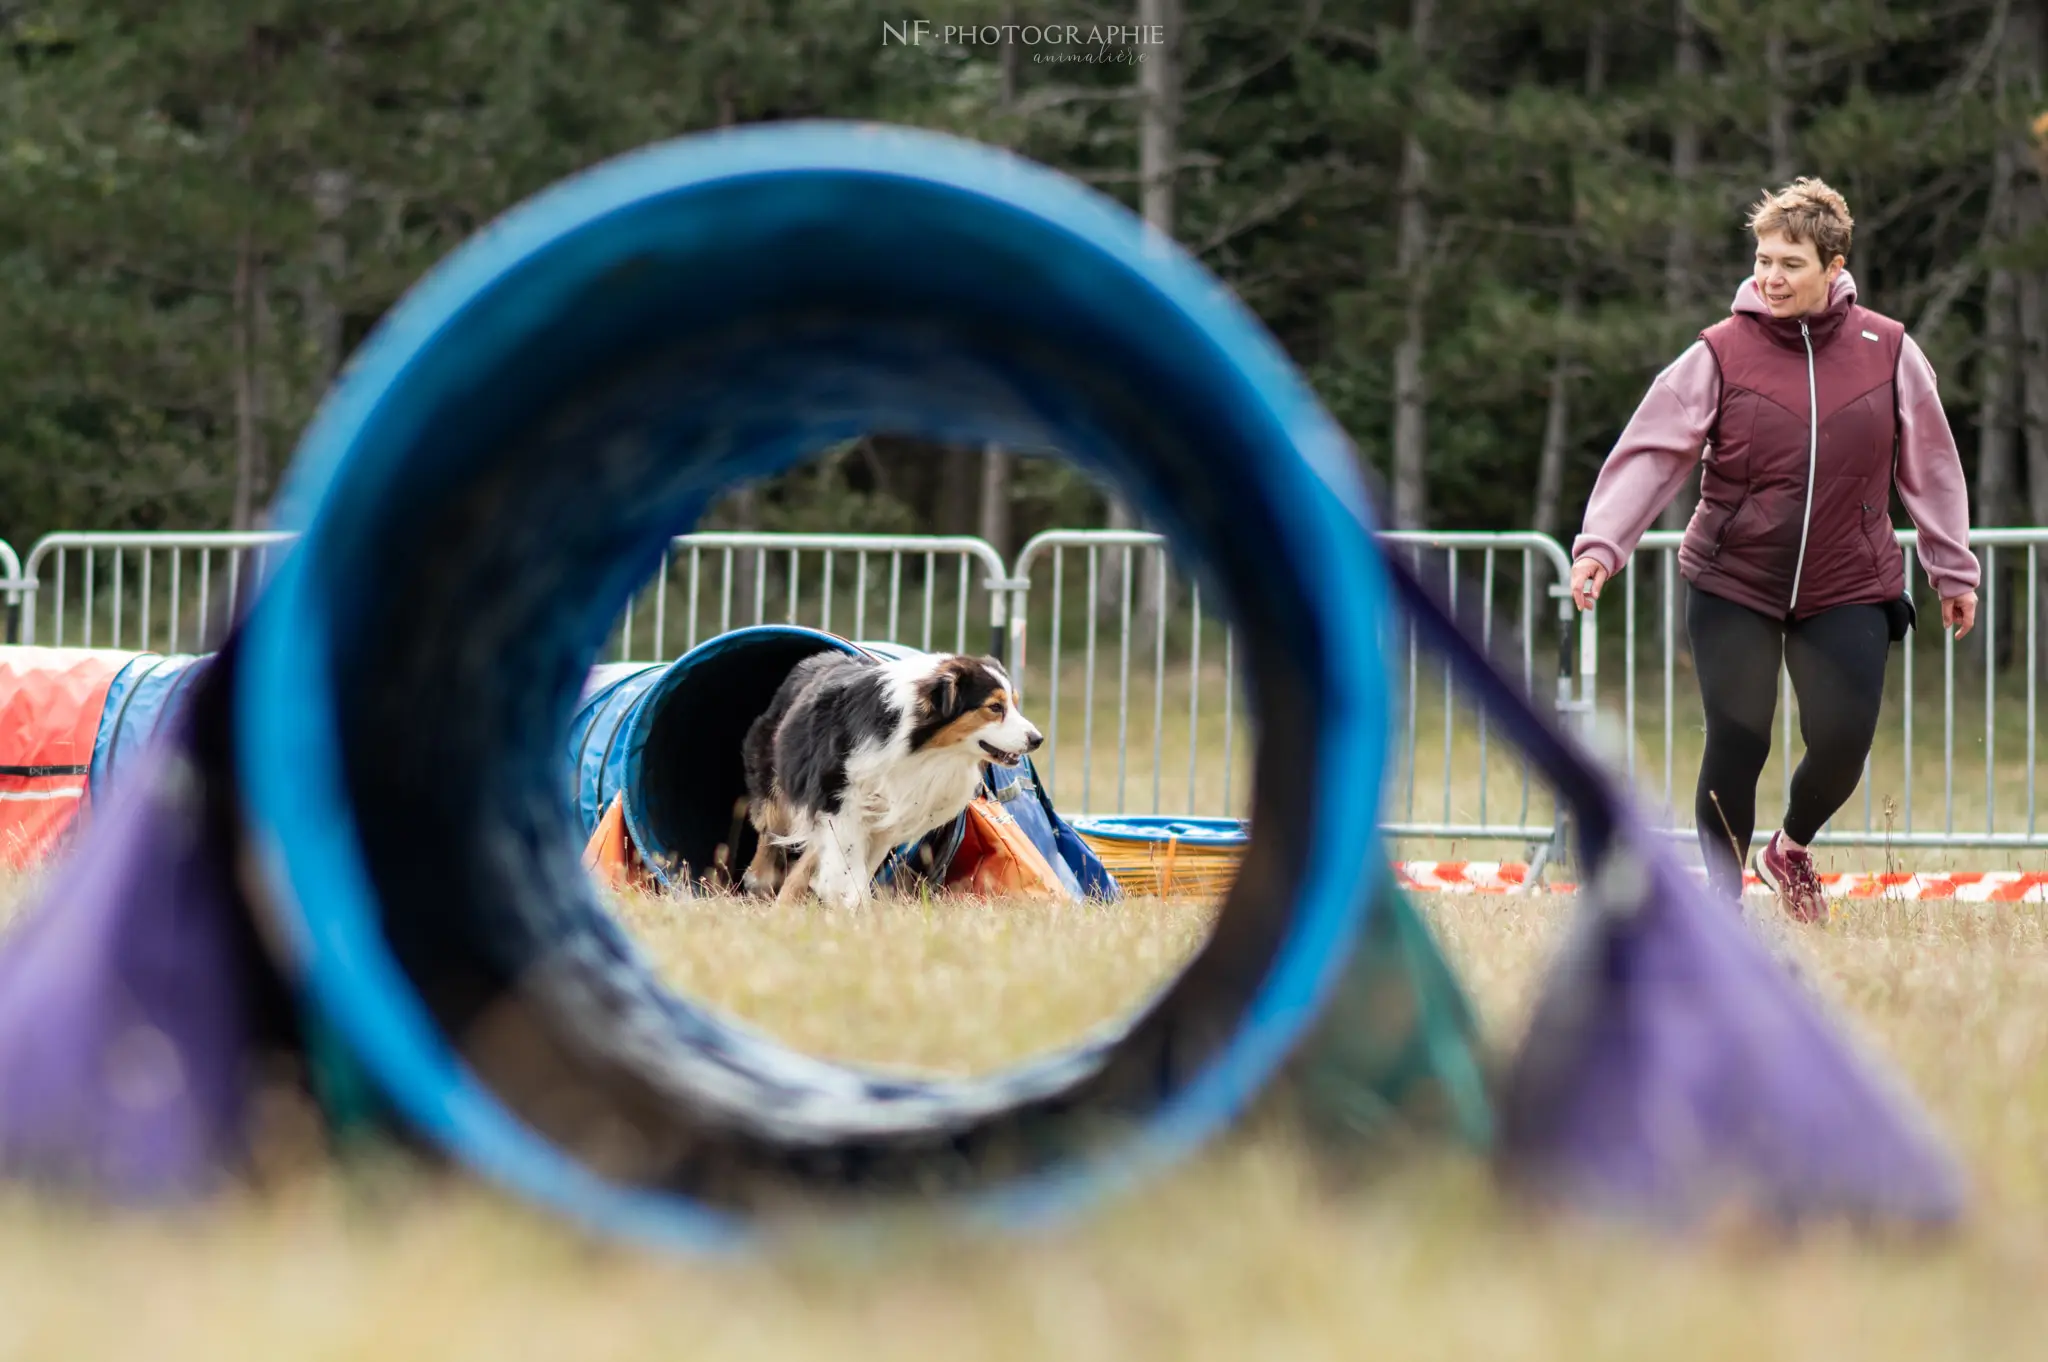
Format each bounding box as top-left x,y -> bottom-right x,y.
1788,318 -> 1819,614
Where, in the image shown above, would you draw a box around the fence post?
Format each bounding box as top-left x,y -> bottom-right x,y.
0,538 -> 18,645
986,573 -> 1030,671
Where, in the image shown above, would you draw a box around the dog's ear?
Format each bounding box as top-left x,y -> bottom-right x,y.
929,670 -> 959,719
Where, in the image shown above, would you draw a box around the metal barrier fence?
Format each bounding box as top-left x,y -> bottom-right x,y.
6,524 -> 2042,856
15,532 -> 296,652
1004,531 -> 1584,865
1616,528 -> 2046,851
0,538 -> 22,645
606,532 -> 1015,665
11,530 -> 1013,663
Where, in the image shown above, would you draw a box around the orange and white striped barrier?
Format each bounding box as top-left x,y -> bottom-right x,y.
1394,861 -> 2048,903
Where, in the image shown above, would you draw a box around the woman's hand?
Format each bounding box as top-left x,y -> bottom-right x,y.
1570,557 -> 1609,612
1942,591 -> 1978,639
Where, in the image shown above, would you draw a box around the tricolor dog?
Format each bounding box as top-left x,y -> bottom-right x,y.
740,651 -> 1042,910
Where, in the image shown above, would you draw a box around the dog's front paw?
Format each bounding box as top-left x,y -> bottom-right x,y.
820,884 -> 867,913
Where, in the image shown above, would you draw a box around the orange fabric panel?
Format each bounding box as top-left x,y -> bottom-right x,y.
0,647 -> 130,870
945,796 -> 1068,900
582,790 -> 650,892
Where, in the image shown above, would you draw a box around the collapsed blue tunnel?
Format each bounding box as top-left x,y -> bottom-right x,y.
212,120 -> 1397,1248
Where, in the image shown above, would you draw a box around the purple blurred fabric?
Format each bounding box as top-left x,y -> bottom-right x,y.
0,709 -> 262,1202
1382,554 -> 1966,1230
1495,811 -> 1967,1229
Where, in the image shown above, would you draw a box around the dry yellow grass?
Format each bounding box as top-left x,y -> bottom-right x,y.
2,877 -> 2048,1361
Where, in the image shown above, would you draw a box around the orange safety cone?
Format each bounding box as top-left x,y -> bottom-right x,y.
581,790 -> 647,892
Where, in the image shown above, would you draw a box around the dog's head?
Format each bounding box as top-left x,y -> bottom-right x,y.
910,655 -> 1043,767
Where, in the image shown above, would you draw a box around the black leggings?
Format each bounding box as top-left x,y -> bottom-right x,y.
1686,585 -> 1892,897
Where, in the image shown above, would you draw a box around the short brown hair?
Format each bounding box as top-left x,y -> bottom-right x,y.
1747,177 -> 1853,264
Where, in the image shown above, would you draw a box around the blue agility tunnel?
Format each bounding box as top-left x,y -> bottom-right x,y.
0,120 -> 1968,1250
90,653 -> 210,795
210,119 -> 1399,1249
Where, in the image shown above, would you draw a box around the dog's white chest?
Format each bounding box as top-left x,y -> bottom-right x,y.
855,750 -> 984,847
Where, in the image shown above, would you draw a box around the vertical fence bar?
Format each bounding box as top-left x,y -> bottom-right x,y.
1049,549 -> 1064,797
196,551 -> 211,649
1477,548 -> 1494,827
619,571 -> 636,661
168,551 -> 182,654
82,550 -> 94,648
1904,545 -> 1916,833
2029,545 -> 2039,838
686,548 -> 702,651
139,549 -> 152,651
51,551 -> 65,646
720,548 -> 735,638
1662,551 -> 1675,813
1083,547 -> 1098,812
917,552 -> 932,652
1986,546 -> 1997,836
1222,626 -> 1235,816
887,552 -> 901,642
1151,547 -> 1166,816
1944,592 -> 1955,837
822,550 -> 835,637
1520,555 -> 1534,823
955,554 -> 969,653
786,549 -> 799,628
1405,548 -> 1420,820
1187,581 -> 1201,815
855,552 -> 868,642
111,549 -> 124,649
1116,545 -> 1132,814
1625,561 -> 1637,783
754,549 -> 768,627
652,545 -> 669,659
1441,548 -> 1457,829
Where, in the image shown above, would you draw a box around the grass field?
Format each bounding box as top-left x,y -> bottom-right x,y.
4,870 -> 2048,1361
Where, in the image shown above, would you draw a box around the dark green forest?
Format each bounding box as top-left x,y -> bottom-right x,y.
4,0 -> 2046,561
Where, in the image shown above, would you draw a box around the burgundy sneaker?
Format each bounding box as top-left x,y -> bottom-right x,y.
1756,831 -> 1828,924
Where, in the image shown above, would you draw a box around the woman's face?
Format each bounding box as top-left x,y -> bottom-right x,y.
1752,230 -> 1844,319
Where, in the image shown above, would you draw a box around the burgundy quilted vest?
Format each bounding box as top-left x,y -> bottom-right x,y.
1679,297 -> 1907,620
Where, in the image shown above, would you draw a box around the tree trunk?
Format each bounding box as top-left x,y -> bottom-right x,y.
1101,0 -> 1180,612
977,442 -> 1013,560
1533,18 -> 1606,540
978,4 -> 1021,573
1980,266 -> 2020,534
1532,299 -> 1575,540
302,168 -> 351,391
2021,266 -> 2048,680
1000,0 -> 1022,107
1389,0 -> 1436,531
939,448 -> 980,536
230,234 -> 263,532
2011,3 -> 2048,677
1659,0 -> 1703,534
1978,28 -> 2024,664
1764,27 -> 1794,182
301,33 -> 350,393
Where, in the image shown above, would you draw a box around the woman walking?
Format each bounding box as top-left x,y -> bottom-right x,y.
1569,178 -> 1978,921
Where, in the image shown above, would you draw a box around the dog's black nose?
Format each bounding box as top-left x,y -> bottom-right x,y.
1026,730 -> 1044,751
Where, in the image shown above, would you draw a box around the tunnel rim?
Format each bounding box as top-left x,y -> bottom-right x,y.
234,119 -> 1395,1252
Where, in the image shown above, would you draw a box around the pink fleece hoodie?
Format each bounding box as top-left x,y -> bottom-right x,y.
1571,271 -> 1980,601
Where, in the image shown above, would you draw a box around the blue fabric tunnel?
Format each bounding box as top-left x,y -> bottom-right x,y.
220,120 -> 1399,1250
